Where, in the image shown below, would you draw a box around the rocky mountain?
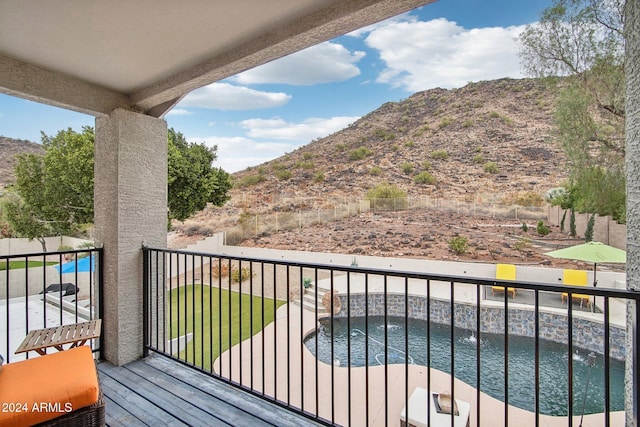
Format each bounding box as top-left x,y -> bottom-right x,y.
172,77 -> 571,248
0,136 -> 43,186
229,77 -> 566,208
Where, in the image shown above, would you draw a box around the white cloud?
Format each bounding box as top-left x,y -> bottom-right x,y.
239,116 -> 359,141
346,12 -> 415,38
190,136 -> 295,173
179,82 -> 291,110
233,42 -> 365,85
166,108 -> 192,116
365,18 -> 527,92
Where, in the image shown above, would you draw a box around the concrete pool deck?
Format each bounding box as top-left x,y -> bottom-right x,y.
215,303 -> 625,427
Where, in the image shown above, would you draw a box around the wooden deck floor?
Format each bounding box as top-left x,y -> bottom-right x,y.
98,354 -> 325,427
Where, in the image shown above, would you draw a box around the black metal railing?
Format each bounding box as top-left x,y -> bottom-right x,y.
143,247 -> 639,427
1,248 -> 103,362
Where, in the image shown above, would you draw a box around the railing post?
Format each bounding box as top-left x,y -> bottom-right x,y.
634,297 -> 640,427
142,246 -> 149,358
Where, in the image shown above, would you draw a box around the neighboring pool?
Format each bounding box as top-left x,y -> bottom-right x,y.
304,316 -> 624,416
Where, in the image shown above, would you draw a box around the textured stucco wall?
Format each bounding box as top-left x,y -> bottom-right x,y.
94,109 -> 167,365
625,0 -> 640,424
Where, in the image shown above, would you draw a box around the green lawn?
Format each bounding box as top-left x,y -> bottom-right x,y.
0,260 -> 58,270
168,284 -> 286,370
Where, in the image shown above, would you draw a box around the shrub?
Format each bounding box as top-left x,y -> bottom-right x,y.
271,162 -> 287,171
438,117 -> 454,129
462,119 -> 474,128
414,171 -> 436,185
313,171 -> 325,182
401,162 -> 414,174
509,191 -> 545,207
584,214 -> 596,242
514,236 -> 531,253
303,152 -> 313,160
521,222 -> 529,232
473,154 -> 484,163
365,182 -> 408,210
231,267 -> 253,283
349,147 -> 373,160
448,236 -> 468,255
298,161 -> 314,170
275,170 -> 292,180
489,111 -> 501,119
422,160 -> 432,170
430,149 -> 449,160
369,166 -> 382,175
405,140 -> 415,148
536,220 -> 551,236
235,174 -> 265,187
391,144 -> 400,151
483,162 -> 499,173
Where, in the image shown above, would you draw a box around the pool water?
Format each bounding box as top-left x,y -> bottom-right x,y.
304,316 -> 624,416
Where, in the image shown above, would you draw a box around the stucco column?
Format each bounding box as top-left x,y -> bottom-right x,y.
94,108 -> 167,365
626,1 -> 640,425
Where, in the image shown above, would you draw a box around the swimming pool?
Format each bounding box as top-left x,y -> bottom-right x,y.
303,316 -> 624,416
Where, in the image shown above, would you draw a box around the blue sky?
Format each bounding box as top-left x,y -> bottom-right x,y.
0,0 -> 553,173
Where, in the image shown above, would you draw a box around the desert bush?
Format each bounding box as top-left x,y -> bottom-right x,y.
275,170 -> 292,180
448,236 -> 468,255
473,154 -> 484,163
430,149 -> 449,160
536,220 -> 551,236
303,152 -> 313,160
271,162 -> 287,171
391,144 -> 400,151
405,140 -> 415,148
489,111 -> 501,119
462,119 -> 474,128
483,162 -> 499,173
438,117 -> 454,129
514,236 -> 531,253
335,143 -> 347,152
231,266 -> 253,283
504,191 -> 545,207
236,174 -> 265,187
414,171 -> 436,185
313,171 -> 325,182
349,147 -> 373,160
298,161 -> 314,170
369,166 -> 382,175
366,182 -> 408,210
413,125 -> 430,137
401,162 -> 414,174
422,160 -> 432,170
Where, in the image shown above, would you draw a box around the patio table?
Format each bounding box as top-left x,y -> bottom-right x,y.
14,319 -> 101,355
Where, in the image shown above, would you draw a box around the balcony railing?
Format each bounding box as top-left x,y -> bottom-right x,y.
1,248 -> 103,362
143,247 -> 639,427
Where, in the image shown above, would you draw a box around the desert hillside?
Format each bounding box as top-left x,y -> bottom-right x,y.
177,77 -> 568,239
0,136 -> 43,186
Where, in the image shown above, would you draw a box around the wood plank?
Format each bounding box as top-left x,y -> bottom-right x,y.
125,361 -> 271,427
145,355 -> 324,427
99,368 -> 188,427
100,362 -> 234,427
103,395 -> 147,427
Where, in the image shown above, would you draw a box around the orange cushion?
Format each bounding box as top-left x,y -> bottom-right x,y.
0,346 -> 99,426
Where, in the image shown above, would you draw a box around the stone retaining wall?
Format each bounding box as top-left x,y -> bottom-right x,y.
334,293 -> 626,360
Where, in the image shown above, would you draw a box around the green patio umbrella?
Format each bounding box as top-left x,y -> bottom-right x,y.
545,241 -> 626,287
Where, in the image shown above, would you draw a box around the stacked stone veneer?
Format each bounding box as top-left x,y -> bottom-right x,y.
334,293 -> 626,361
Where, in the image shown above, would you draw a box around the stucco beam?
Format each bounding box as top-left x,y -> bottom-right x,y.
0,55 -> 131,117
131,0 -> 434,113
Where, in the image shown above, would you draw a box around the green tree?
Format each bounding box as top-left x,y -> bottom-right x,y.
519,0 -> 626,222
167,128 -> 231,222
3,127 -> 95,246
2,190 -> 51,251
4,127 -> 232,243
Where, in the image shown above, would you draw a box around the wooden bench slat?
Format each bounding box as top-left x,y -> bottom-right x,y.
15,320 -> 101,354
